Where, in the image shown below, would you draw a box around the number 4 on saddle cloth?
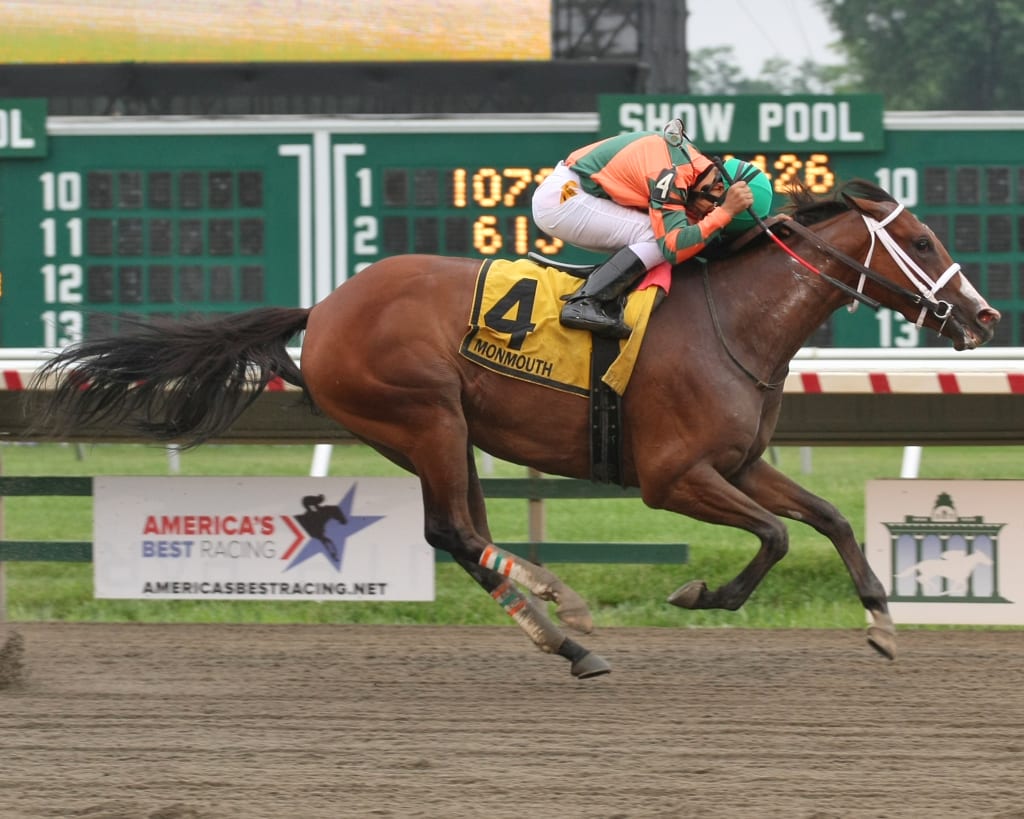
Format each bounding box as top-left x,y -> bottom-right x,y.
459,256 -> 668,483
459,257 -> 665,397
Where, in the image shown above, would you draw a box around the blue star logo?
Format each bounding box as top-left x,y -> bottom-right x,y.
284,485 -> 384,571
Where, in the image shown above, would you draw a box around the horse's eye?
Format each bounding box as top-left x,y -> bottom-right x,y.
914,237 -> 932,253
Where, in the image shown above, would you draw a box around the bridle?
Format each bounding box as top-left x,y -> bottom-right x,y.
778,210 -> 958,330
857,205 -> 960,327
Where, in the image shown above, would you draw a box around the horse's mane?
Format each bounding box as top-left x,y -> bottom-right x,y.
785,178 -> 896,227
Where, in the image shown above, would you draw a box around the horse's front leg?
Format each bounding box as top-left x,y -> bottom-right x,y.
647,463 -> 793,612
732,458 -> 895,660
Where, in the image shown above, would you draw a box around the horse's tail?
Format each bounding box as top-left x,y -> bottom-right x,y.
29,306 -> 312,448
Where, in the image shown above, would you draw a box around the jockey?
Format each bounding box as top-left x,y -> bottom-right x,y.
532,120 -> 771,338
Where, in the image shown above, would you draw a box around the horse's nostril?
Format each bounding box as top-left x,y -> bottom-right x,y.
980,308 -> 1001,326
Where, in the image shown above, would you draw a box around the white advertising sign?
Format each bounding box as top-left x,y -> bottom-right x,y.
866,479 -> 1023,624
93,477 -> 434,601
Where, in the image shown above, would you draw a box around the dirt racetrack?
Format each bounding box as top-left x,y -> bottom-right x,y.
1,623 -> 1022,819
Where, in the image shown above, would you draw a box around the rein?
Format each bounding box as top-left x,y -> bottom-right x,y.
700,261 -> 785,391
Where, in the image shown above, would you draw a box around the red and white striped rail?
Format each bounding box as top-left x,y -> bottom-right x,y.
5,347 -> 1024,394
787,348 -> 1024,394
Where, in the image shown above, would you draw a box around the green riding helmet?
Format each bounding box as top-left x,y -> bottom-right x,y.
720,157 -> 774,234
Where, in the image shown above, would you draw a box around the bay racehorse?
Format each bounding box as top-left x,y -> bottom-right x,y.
31,180 -> 1000,678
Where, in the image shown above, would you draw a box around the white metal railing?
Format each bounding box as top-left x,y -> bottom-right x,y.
790,347 -> 1024,373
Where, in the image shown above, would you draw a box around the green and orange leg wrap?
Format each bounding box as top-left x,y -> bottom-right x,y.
479,544 -> 518,578
479,544 -> 553,596
479,544 -> 593,633
487,576 -> 564,654
489,579 -> 529,619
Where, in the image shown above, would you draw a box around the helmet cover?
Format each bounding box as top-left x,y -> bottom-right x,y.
721,157 -> 773,233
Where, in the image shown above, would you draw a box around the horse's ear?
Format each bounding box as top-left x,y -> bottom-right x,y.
841,191 -> 889,221
840,179 -> 898,220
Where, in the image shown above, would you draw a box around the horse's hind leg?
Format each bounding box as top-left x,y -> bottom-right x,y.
442,448 -> 609,677
454,555 -> 610,678
331,396 -> 593,636
405,413 -> 594,628
421,488 -> 594,635
732,458 -> 895,660
307,340 -> 597,670
357,436 -> 606,676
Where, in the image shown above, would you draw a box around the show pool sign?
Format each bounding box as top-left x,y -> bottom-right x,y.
599,93 -> 884,152
93,477 -> 434,600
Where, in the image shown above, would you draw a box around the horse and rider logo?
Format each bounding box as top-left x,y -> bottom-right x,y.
894,550 -> 994,597
280,485 -> 384,572
883,492 -> 1011,603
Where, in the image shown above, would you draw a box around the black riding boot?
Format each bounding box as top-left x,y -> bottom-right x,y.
560,248 -> 649,338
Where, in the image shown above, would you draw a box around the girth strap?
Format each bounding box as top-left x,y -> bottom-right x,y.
589,335 -> 623,484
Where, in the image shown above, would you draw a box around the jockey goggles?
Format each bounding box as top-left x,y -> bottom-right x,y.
685,164 -> 725,210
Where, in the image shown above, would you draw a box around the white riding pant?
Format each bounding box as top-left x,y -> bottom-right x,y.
532,162 -> 665,270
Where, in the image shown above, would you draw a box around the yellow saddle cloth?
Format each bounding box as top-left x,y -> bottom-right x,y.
459,258 -> 659,397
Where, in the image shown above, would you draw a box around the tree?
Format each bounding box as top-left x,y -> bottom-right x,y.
689,48 -> 858,95
688,47 -> 747,94
817,0 -> 1024,109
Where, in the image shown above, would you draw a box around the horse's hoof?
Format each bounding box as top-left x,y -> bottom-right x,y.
555,587 -> 594,634
667,580 -> 707,609
867,626 -> 897,660
556,605 -> 593,635
571,651 -> 611,679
